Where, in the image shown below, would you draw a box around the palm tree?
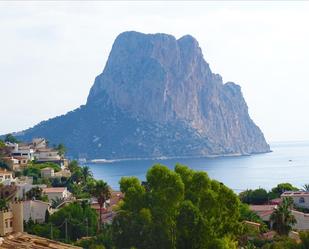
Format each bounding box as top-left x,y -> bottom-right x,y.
0,198 -> 7,211
91,180 -> 111,229
303,184 -> 309,192
82,166 -> 92,183
270,197 -> 296,235
51,197 -> 65,209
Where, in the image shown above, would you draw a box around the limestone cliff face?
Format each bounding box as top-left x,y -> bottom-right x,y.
15,31 -> 270,158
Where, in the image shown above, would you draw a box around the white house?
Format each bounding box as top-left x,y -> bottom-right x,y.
0,169 -> 13,184
11,144 -> 34,161
32,138 -> 47,150
42,187 -> 72,203
23,200 -> 50,223
281,191 -> 309,209
34,148 -> 61,162
40,167 -> 55,178
15,183 -> 47,200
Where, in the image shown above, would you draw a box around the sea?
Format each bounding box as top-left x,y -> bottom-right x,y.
87,141 -> 309,192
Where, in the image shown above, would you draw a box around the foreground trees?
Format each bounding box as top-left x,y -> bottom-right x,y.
26,202 -> 98,242
112,164 -> 241,249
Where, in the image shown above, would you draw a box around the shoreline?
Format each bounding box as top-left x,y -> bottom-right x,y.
87,150 -> 272,164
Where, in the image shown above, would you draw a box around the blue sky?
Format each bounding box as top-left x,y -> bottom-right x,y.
0,1 -> 309,142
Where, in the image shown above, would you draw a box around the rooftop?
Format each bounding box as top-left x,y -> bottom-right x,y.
0,168 -> 12,174
249,205 -> 277,212
281,191 -> 309,197
40,167 -> 54,171
0,232 -> 82,249
43,187 -> 67,193
35,148 -> 57,152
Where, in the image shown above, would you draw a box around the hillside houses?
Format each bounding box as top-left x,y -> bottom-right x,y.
0,136 -> 124,247
42,187 -> 72,203
281,191 -> 309,209
249,190 -> 309,232
0,169 -> 13,184
1,138 -> 68,169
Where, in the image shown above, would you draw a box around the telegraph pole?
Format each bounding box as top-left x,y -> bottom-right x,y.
85,218 -> 88,237
50,223 -> 53,240
65,218 -> 68,242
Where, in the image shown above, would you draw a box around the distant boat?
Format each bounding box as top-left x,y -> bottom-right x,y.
289,159 -> 292,162
90,159 -> 115,164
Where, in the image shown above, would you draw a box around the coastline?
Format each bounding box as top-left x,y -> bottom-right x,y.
87,150 -> 273,164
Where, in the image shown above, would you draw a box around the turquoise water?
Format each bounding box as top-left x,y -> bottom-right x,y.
88,141 -> 309,192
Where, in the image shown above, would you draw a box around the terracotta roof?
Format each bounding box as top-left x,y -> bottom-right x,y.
262,231 -> 276,239
282,191 -> 309,197
11,156 -> 29,160
35,148 -> 57,152
269,198 -> 282,204
43,187 -> 66,193
259,210 -> 274,218
0,232 -> 82,249
40,167 -> 54,171
243,220 -> 261,227
0,168 -> 12,174
249,205 -> 277,212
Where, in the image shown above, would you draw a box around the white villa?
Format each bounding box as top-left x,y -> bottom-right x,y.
0,169 -> 13,184
23,200 -> 50,224
42,187 -> 72,203
281,191 -> 309,209
40,167 -> 55,178
10,144 -> 34,161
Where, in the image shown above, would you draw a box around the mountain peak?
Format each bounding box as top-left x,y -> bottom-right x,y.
15,31 -> 270,159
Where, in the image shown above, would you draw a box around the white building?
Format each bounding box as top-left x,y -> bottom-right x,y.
23,200 -> 50,223
34,148 -> 61,162
15,183 -> 47,200
42,187 -> 72,203
32,138 -> 47,150
11,144 -> 34,161
281,191 -> 309,209
0,169 -> 13,184
40,167 -> 55,178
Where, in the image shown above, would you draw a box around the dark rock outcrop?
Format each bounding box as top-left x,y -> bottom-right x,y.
14,31 -> 270,159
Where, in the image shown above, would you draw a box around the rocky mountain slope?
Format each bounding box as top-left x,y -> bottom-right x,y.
14,31 -> 270,159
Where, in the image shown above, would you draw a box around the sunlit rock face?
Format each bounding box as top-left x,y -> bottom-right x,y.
16,31 -> 270,159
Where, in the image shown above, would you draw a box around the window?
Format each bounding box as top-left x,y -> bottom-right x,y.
10,220 -> 13,227
5,221 -> 8,228
299,197 -> 305,203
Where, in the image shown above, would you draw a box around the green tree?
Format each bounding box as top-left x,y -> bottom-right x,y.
0,139 -> 5,148
49,202 -> 98,242
270,197 -> 296,235
4,134 -> 19,143
51,196 -> 65,209
68,160 -> 79,172
91,180 -> 111,228
270,183 -> 299,198
239,203 -> 268,233
25,186 -> 48,202
239,188 -> 269,205
0,198 -> 7,210
82,166 -> 93,182
56,143 -> 67,157
112,164 -> 240,249
303,184 -> 309,192
300,231 -> 309,249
